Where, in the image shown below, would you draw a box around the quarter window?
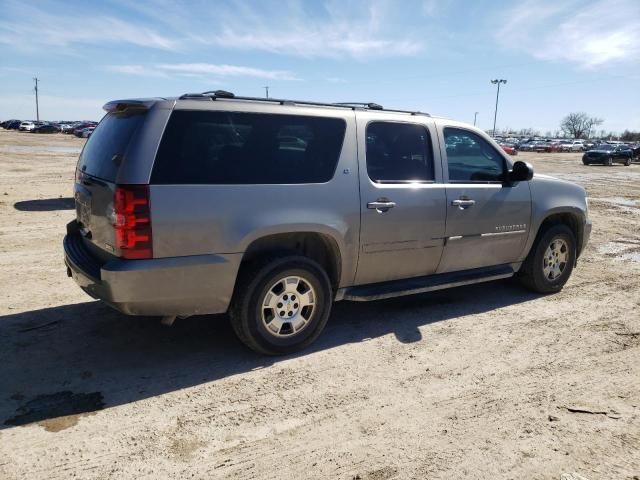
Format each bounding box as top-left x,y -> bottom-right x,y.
366,122 -> 435,183
152,111 -> 346,184
444,128 -> 506,182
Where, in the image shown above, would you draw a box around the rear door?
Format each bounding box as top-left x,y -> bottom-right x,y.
436,126 -> 531,273
74,108 -> 148,257
355,114 -> 446,285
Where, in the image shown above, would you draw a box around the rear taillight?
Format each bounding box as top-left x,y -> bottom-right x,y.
113,185 -> 152,259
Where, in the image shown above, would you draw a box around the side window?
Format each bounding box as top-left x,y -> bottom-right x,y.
444,127 -> 506,182
366,122 -> 434,183
151,111 -> 346,184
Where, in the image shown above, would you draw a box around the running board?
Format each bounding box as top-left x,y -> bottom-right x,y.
337,265 -> 515,302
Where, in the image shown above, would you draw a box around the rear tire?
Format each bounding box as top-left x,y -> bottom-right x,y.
625,157 -> 631,166
606,156 -> 613,166
229,256 -> 332,355
519,224 -> 576,294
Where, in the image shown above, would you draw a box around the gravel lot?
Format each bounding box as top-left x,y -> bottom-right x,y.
0,129 -> 638,479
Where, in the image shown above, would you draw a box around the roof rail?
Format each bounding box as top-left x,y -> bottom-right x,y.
334,102 -> 384,110
177,90 -> 430,116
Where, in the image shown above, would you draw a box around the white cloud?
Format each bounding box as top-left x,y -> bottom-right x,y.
157,64 -> 299,80
0,0 -> 424,59
203,1 -> 423,59
107,63 -> 299,81
0,1 -> 178,52
209,30 -> 421,59
106,65 -> 168,77
499,0 -> 640,67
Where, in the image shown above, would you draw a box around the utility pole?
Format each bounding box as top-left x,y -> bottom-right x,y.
490,79 -> 507,137
264,86 -> 269,98
473,112 -> 479,126
33,77 -> 40,122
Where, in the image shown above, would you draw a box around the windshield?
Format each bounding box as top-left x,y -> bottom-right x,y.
595,144 -> 615,151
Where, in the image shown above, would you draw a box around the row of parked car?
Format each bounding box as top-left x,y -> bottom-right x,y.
495,136 -> 640,163
1,119 -> 97,138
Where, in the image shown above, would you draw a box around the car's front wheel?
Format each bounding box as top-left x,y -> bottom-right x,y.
606,156 -> 613,166
624,156 -> 631,166
230,256 -> 333,355
519,224 -> 576,294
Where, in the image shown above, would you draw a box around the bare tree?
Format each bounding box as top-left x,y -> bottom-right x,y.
621,130 -> 640,142
560,112 -> 603,139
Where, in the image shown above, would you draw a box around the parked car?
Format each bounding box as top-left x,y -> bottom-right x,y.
32,124 -> 61,134
75,126 -> 95,138
559,140 -> 585,152
19,121 -> 36,131
499,143 -> 517,155
70,123 -> 96,135
1,119 -> 20,129
59,124 -> 75,133
582,144 -> 632,166
531,141 -> 552,153
3,120 -> 22,130
64,91 -> 591,354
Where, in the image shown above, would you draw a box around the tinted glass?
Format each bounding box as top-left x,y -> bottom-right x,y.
78,112 -> 145,182
444,127 -> 506,182
151,111 -> 346,184
366,122 -> 434,183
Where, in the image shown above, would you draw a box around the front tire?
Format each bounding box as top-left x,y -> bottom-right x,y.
519,224 -> 576,294
624,156 -> 631,166
229,256 -> 332,355
606,156 -> 613,166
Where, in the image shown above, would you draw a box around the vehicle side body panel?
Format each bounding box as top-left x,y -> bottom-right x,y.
148,101 -> 361,288
523,174 -> 591,259
434,120 -> 532,273
353,111 -> 446,284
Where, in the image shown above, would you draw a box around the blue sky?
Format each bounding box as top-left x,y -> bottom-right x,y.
1,0 -> 639,133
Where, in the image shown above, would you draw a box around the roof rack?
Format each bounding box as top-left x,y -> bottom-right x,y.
334,102 -> 383,110
178,90 -> 430,117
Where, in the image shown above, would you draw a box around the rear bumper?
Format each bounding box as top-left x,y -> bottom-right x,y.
64,223 -> 242,316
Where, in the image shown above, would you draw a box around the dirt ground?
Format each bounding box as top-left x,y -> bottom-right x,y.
0,129 -> 638,480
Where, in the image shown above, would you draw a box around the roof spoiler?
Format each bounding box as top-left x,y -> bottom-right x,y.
102,98 -> 161,113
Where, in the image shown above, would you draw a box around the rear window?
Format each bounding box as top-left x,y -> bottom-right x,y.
78,112 -> 145,182
151,110 -> 346,184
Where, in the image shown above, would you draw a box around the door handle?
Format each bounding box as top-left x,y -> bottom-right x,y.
367,199 -> 396,213
451,199 -> 476,209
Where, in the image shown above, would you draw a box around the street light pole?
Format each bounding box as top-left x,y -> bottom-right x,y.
264,86 -> 269,98
473,111 -> 479,127
491,79 -> 507,137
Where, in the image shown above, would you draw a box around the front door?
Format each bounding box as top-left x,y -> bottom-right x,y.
436,126 -> 531,273
355,116 -> 446,285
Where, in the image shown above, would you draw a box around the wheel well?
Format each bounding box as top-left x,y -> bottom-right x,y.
241,233 -> 342,289
537,213 -> 582,257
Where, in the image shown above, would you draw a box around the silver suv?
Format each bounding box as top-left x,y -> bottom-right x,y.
64,90 -> 591,354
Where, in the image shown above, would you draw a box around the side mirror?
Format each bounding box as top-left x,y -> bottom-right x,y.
508,160 -> 534,182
